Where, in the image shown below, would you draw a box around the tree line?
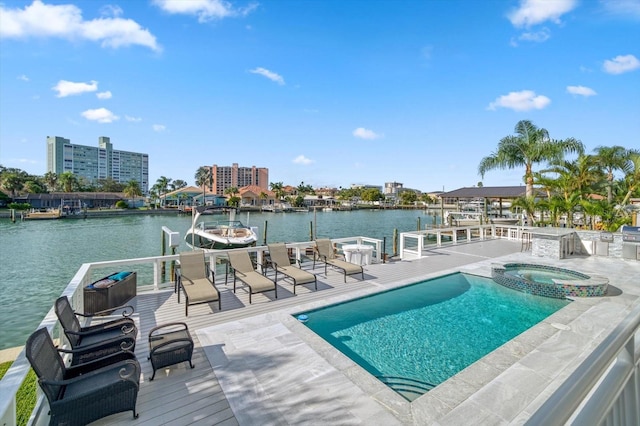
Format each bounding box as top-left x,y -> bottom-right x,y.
3,121 -> 638,228
478,120 -> 639,230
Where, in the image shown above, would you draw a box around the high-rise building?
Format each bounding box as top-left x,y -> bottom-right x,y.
46,136 -> 149,193
209,163 -> 269,195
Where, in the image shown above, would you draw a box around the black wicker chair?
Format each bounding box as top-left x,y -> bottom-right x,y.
55,296 -> 137,365
26,328 -> 140,426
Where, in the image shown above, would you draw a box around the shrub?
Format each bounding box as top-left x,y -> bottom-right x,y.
115,200 -> 129,209
8,203 -> 31,210
0,361 -> 37,426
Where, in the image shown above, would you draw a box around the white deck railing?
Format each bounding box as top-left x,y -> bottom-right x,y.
5,234 -> 636,425
399,224 -> 529,260
525,302 -> 640,425
0,237 -> 379,426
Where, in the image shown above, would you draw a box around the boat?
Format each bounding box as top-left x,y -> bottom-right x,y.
24,208 -> 63,220
490,216 -> 521,226
261,205 -> 282,213
445,211 -> 482,226
185,206 -> 258,250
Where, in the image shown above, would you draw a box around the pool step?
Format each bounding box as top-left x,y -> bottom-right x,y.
375,375 -> 436,400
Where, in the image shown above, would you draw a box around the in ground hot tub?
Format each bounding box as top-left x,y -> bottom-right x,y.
491,263 -> 608,299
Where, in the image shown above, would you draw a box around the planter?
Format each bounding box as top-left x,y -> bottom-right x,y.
84,271 -> 137,314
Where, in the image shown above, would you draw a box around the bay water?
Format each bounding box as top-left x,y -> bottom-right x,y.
0,209 -> 438,350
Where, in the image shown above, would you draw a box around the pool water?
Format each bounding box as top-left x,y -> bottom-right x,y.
297,273 -> 569,401
506,268 -> 586,285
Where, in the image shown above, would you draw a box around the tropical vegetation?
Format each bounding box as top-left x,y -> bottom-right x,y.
2,128 -> 638,226
479,120 -> 639,231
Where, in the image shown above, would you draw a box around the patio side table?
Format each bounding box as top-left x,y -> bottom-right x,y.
148,322 -> 194,380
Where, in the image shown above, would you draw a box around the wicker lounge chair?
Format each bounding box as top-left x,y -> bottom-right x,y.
314,238 -> 364,282
227,250 -> 277,303
267,243 -> 317,294
26,327 -> 140,426
55,296 -> 137,365
178,250 -> 221,316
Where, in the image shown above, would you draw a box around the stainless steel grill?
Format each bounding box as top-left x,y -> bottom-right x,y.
622,226 -> 640,242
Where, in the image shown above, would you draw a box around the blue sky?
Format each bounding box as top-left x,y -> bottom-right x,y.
1,0 -> 639,193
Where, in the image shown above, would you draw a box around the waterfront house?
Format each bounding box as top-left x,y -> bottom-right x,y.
14,192 -> 126,209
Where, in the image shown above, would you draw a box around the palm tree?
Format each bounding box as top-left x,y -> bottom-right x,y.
58,171 -> 78,193
593,146 -> 629,204
478,120 -> 584,198
43,171 -> 58,192
579,199 -> 607,230
123,180 -> 142,199
224,186 -> 239,203
545,155 -> 600,200
269,181 -> 284,201
510,196 -> 538,225
620,150 -> 640,207
194,166 -> 211,205
171,179 -> 188,191
155,176 -> 171,207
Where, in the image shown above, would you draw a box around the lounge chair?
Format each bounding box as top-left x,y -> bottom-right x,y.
314,238 -> 364,282
227,250 -> 277,303
267,243 -> 317,294
26,327 -> 140,425
55,296 -> 137,365
178,250 -> 221,316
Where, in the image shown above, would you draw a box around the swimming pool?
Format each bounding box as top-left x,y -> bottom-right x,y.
296,273 -> 569,401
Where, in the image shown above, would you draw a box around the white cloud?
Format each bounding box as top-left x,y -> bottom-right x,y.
566,85 -> 597,97
603,54 -> 640,74
293,155 -> 313,165
52,80 -> 97,97
517,28 -> 551,43
96,91 -> 112,99
600,0 -> 640,18
17,74 -> 29,81
249,67 -> 285,85
508,0 -> 577,27
352,127 -> 383,140
125,115 -> 142,122
99,5 -> 123,18
153,0 -> 258,23
0,0 -> 160,51
487,90 -> 551,111
81,108 -> 119,123
153,124 -> 166,132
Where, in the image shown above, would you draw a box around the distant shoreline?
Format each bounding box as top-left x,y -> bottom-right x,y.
0,204 -> 431,220
0,208 -> 184,220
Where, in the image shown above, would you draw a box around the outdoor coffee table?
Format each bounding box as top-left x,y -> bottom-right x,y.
148,322 -> 194,380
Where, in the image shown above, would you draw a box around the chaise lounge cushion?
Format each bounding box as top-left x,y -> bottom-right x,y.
227,250 -> 277,303
267,243 -> 317,294
178,250 -> 221,315
314,239 -> 364,282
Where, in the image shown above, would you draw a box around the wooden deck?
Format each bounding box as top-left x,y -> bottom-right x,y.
92,239 -> 523,426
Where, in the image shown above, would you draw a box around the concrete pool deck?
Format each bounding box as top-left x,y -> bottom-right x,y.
197,245 -> 640,425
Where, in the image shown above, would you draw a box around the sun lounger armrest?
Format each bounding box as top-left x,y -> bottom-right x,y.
44,359 -> 140,387
77,304 -> 135,318
62,323 -> 136,337
65,350 -> 138,378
